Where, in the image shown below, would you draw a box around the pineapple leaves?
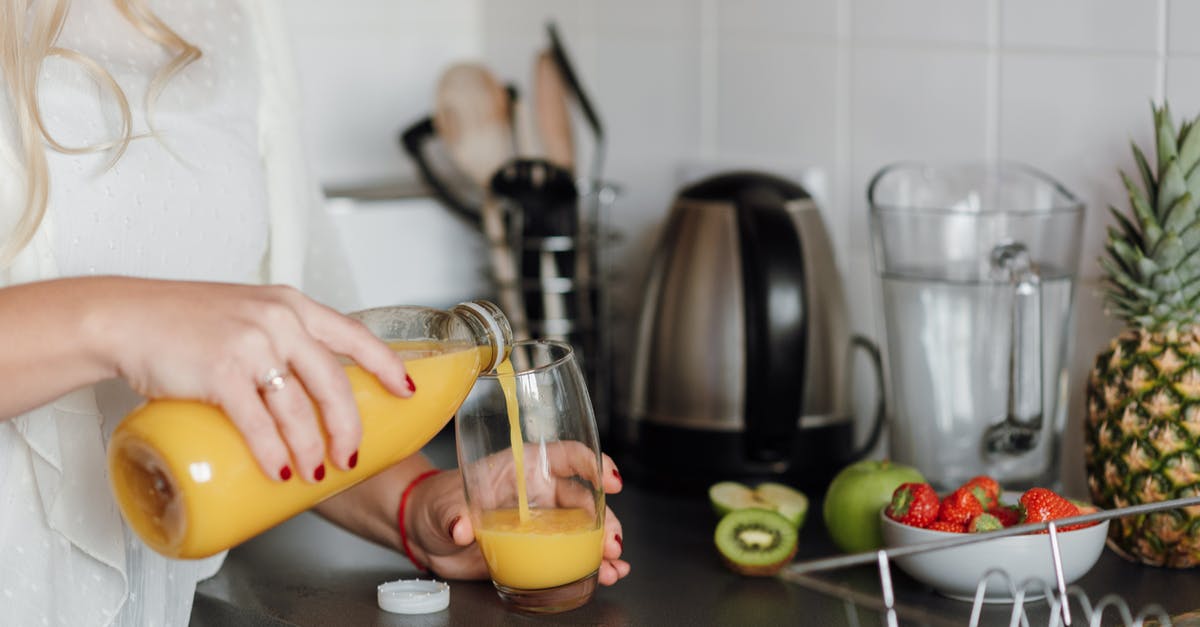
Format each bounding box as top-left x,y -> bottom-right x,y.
1149,230 -> 1185,272
1179,118 -> 1200,176
1101,257 -> 1159,301
1157,157 -> 1188,220
1132,142 -> 1158,210
1161,190 -> 1196,236
1108,205 -> 1143,250
1123,171 -> 1162,248
1157,103 -> 1180,181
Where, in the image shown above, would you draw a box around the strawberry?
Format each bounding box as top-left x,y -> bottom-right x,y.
987,504 -> 1022,528
1019,488 -> 1081,532
885,482 -> 940,528
927,520 -> 966,533
961,475 -> 1001,510
937,488 -> 983,525
967,512 -> 1003,533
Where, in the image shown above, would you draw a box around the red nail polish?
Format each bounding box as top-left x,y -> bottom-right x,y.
615,534 -> 623,550
348,450 -> 358,469
279,465 -> 292,481
447,515 -> 461,539
405,374 -> 416,393
314,464 -> 326,481
613,467 -> 623,484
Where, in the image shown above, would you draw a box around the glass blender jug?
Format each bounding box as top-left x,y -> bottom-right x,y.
868,162 -> 1084,491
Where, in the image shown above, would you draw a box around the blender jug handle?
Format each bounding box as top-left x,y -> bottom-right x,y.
846,334 -> 887,462
735,185 -> 807,464
984,242 -> 1044,457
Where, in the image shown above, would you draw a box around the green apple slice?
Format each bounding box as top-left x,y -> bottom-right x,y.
709,481 -> 763,517
754,482 -> 809,529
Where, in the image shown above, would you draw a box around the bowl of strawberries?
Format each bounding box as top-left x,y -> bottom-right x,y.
879,476 -> 1108,602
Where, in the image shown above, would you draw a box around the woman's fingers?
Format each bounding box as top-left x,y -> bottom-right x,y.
284,291 -> 412,398
598,505 -> 630,586
603,505 -> 623,560
601,453 -> 623,494
217,385 -> 293,481
598,559 -> 631,586
281,337 -> 361,471
259,374 -> 328,482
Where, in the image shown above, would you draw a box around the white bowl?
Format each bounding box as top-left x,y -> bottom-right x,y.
879,499 -> 1109,602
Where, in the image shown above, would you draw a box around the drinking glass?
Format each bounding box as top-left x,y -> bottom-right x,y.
455,340 -> 605,613
868,162 -> 1084,491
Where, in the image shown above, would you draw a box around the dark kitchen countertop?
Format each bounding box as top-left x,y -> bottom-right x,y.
191,431 -> 1200,626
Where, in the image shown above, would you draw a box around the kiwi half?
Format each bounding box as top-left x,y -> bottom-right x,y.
714,508 -> 799,576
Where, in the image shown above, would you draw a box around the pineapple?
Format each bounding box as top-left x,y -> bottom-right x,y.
1086,103 -> 1200,567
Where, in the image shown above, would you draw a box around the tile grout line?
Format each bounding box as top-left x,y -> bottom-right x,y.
985,0 -> 1001,164
1157,0 -> 1168,103
699,0 -> 718,159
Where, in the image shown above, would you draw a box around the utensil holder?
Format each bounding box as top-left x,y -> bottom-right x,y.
491,180 -> 619,436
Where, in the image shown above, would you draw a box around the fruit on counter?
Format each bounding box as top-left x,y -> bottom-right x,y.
1086,103 -> 1200,567
708,481 -> 809,529
967,512 -> 1003,533
822,459 -> 924,553
884,482 -> 939,528
713,508 -> 799,576
988,504 -> 1022,528
937,488 -> 984,525
884,475 -> 1100,534
1020,487 -> 1083,532
961,475 -> 1001,510
926,520 -> 966,533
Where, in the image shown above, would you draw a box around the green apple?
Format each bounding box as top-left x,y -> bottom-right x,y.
822,459 -> 924,554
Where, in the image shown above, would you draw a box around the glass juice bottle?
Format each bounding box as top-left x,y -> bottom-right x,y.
107,301 -> 512,559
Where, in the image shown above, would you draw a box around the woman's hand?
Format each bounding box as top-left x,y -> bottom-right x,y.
406,453 -> 631,586
85,277 -> 412,482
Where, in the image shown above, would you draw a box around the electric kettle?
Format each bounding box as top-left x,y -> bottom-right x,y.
626,171 -> 883,492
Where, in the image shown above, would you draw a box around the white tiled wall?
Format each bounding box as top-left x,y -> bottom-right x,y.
286,0 -> 1194,495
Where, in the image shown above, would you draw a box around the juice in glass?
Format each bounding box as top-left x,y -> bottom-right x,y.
475,508 -> 605,590
459,343 -> 605,612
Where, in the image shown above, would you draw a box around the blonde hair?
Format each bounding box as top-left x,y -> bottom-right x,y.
0,0 -> 200,265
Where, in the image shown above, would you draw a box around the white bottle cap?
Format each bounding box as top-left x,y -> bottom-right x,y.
377,578 -> 450,614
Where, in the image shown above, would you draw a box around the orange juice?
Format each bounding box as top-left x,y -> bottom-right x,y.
476,508 -> 604,590
109,342 -> 487,559
497,359 -> 531,523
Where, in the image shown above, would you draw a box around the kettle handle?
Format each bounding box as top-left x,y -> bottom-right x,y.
735,186 -> 807,464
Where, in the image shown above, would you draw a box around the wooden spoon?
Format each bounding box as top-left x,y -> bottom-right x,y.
533,50 -> 575,174
433,63 -> 528,339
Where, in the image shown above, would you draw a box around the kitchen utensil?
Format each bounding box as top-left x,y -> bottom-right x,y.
400,83 -> 520,227
868,162 -> 1084,491
546,21 -> 602,179
533,50 -> 575,173
432,63 -> 528,339
627,171 -> 884,492
878,493 -> 1107,602
456,340 -> 604,614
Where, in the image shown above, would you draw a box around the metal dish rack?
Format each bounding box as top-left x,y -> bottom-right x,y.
782,495 -> 1200,626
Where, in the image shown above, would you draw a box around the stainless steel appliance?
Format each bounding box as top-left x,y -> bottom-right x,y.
626,171 -> 882,491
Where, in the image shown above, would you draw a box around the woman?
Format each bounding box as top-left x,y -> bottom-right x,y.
0,1 -> 629,625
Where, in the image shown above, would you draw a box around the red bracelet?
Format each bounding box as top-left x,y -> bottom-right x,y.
398,469 -> 441,573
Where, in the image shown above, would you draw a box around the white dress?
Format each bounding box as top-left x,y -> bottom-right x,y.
0,1 -> 356,625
